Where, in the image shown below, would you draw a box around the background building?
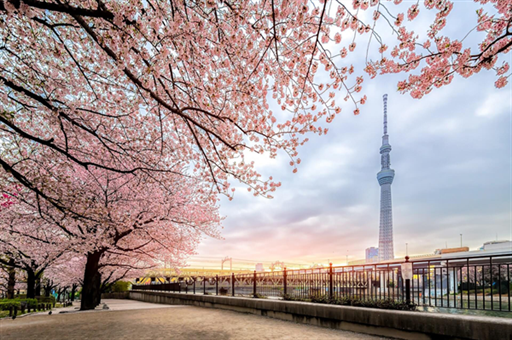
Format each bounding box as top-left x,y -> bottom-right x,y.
365,247 -> 379,263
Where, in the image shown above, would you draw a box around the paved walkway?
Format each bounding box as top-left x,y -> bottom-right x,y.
0,299 -> 388,339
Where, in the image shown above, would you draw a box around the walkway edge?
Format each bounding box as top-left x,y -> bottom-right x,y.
129,290 -> 511,340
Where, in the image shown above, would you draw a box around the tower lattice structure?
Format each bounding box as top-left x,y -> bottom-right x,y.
377,94 -> 395,262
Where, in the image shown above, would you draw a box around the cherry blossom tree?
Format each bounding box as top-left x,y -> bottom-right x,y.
0,0 -> 361,311
70,168 -> 221,310
355,0 -> 512,94
0,208 -> 72,298
44,256 -> 84,301
0,0 -> 370,213
0,258 -> 16,299
4,163 -> 221,309
1,0 -> 509,311
1,1 -> 508,213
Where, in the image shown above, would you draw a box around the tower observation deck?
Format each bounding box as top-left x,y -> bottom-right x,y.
377,94 -> 395,262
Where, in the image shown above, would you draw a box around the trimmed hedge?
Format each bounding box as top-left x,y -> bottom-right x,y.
0,299 -> 20,311
0,298 -> 42,313
37,296 -> 56,307
282,294 -> 417,311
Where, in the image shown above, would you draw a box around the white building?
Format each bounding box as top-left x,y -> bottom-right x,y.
481,240 -> 512,251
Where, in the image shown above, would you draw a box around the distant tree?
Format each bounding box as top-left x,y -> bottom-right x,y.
0,211 -> 69,298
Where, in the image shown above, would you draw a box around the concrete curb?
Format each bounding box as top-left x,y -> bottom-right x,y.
130,290 -> 512,340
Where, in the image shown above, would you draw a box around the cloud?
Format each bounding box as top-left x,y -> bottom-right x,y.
476,91 -> 510,117
193,3 -> 511,269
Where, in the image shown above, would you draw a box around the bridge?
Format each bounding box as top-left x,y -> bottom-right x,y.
134,252 -> 512,313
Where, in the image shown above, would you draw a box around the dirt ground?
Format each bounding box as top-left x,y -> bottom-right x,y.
0,299 -> 388,340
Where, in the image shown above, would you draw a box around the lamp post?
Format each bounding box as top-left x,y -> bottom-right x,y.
460,234 -> 462,247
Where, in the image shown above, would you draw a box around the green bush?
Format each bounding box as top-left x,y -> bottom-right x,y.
252,293 -> 267,299
0,299 -> 20,310
282,294 -> 416,311
310,294 -> 330,304
110,281 -> 131,292
23,298 -> 38,308
36,296 -> 56,307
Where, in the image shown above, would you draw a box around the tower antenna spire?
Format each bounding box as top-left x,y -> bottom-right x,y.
377,93 -> 394,262
383,94 -> 388,136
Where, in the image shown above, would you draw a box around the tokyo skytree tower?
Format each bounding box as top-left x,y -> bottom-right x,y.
377,94 -> 395,262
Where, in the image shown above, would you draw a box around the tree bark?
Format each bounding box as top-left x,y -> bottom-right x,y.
6,259 -> 15,299
81,251 -> 103,310
70,284 -> 77,301
44,281 -> 51,297
35,276 -> 41,296
26,269 -> 36,299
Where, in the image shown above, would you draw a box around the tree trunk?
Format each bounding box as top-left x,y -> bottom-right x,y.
81,251 -> 103,310
7,259 -> 15,299
95,287 -> 102,306
35,276 -> 41,296
70,284 -> 77,301
26,269 -> 36,299
44,283 -> 51,297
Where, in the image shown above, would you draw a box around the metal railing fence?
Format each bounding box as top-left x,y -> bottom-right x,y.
132,253 -> 512,312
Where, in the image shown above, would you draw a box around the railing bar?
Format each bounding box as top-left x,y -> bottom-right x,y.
452,266 -> 456,308
489,256 -> 494,310
466,259 -> 470,309
386,265 -> 389,301
446,260 -> 450,308
434,267 -> 438,307
411,267 -> 415,304
508,264 -> 511,312
499,264 -> 502,311
459,265 -> 462,309
483,265 -> 486,310
490,258 -> 494,310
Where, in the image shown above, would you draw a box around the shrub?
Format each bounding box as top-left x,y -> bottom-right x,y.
19,299 -> 38,310
281,295 -> 416,311
0,299 -> 20,311
110,281 -> 131,293
36,296 -> 56,307
252,293 -> 267,299
310,294 -> 330,304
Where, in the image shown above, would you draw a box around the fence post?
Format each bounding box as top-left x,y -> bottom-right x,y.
193,278 -> 196,294
231,273 -> 235,296
405,256 -> 411,305
329,263 -> 333,299
283,267 -> 287,296
253,271 -> 257,296
203,277 -> 206,295
215,275 -> 218,295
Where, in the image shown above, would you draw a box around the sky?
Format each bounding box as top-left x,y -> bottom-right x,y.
191,1 -> 511,270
